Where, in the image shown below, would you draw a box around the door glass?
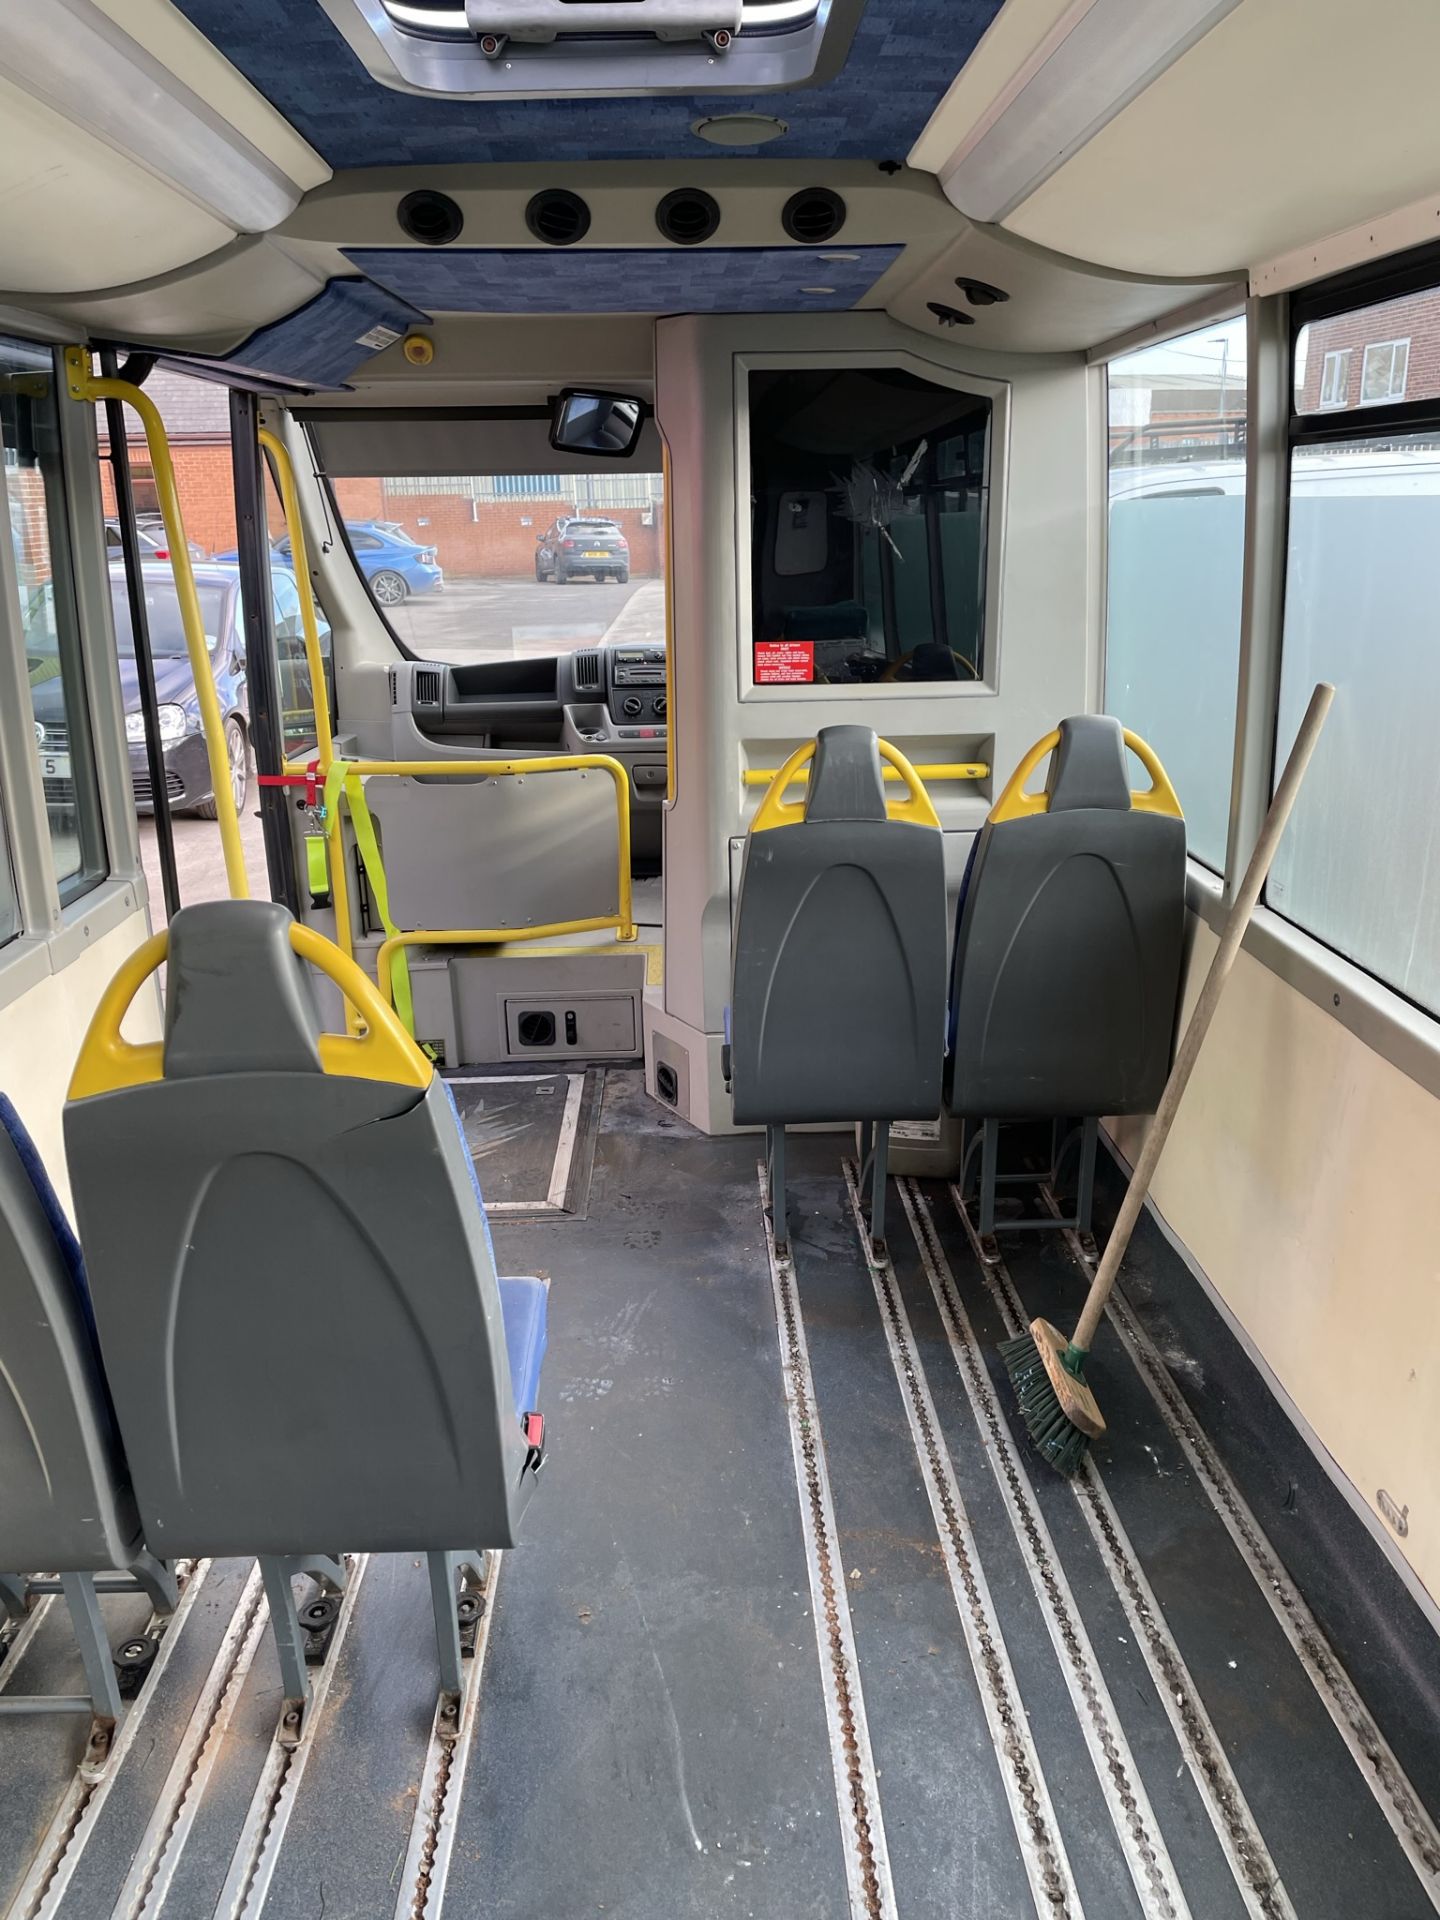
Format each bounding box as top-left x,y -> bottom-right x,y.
3,336 -> 108,902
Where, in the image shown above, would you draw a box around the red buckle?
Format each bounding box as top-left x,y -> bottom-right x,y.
257,758 -> 322,808
522,1411 -> 544,1451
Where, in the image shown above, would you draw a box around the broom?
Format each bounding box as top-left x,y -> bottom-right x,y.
1001,680 -> 1336,1473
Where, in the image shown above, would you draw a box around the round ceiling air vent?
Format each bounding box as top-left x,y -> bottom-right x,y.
656,188 -> 721,246
525,189 -> 592,247
396,189 -> 464,247
782,188 -> 847,245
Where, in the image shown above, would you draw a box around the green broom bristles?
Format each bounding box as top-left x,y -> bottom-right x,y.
998,1329 -> 1093,1475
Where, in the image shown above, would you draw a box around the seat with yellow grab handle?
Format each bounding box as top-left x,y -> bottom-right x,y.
63,901 -> 549,1708
730,726 -> 948,1254
945,715 -> 1187,1244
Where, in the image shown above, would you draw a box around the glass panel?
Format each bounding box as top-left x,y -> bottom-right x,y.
3,336 -> 108,902
0,802 -> 17,946
264,465 -> 334,759
328,470 -> 665,664
747,366 -> 991,688
1295,281 -> 1440,413
1268,431 -> 1440,1015
1104,317 -> 1246,869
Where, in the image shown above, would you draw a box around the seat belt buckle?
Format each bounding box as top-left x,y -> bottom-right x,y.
522,1410 -> 546,1475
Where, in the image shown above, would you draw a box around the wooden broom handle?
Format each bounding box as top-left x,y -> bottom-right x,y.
1071,681 -> 1335,1353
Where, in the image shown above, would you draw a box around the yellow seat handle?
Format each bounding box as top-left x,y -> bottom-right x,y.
750,737 -> 942,833
68,923 -> 433,1101
989,727 -> 1182,825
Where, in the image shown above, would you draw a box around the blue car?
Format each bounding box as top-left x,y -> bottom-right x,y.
221,520 -> 443,609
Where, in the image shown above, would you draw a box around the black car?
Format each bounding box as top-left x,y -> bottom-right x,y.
534,516 -> 631,584
33,562 -> 326,822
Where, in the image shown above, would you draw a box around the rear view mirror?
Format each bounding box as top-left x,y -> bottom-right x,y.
550,389 -> 645,458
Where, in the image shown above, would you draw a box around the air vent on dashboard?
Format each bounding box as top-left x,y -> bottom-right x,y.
413,667 -> 443,705
656,188 -> 721,246
781,187 -> 846,245
573,649 -> 602,692
526,189 -> 591,247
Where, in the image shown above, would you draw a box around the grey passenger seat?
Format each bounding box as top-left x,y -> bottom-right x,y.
0,1094 -> 178,1736
64,902 -> 548,1717
729,725 -> 947,1252
945,715 -> 1186,1241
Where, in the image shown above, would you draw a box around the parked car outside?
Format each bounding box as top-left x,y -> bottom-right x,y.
103,517 -> 205,561
535,516 -> 630,584
222,519 -> 442,608
32,560 -> 329,822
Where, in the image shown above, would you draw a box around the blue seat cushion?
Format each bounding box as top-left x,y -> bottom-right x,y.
499,1276 -> 548,1419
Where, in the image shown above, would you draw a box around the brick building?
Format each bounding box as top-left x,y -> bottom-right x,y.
1296,291 -> 1440,413
97,369 -> 664,577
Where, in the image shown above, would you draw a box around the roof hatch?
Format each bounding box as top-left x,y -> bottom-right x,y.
322,0 -> 854,99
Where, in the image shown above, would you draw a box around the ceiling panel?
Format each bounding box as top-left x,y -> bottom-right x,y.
344,245 -> 902,311
1002,0 -> 1440,278
173,1 -> 1004,166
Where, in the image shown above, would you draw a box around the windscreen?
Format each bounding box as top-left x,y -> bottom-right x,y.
322,467 -> 665,664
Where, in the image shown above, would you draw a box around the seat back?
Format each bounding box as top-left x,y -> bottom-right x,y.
63,902 -> 538,1559
730,726 -> 947,1125
946,716 -> 1186,1119
0,1095 -> 141,1572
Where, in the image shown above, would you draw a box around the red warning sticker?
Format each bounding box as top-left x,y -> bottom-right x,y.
755,640 -> 815,685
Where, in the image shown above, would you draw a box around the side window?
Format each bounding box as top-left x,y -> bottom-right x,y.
2,336 -> 108,904
1104,317 -> 1246,870
351,532 -> 382,552
1276,287 -> 1440,1016
262,460 -> 334,759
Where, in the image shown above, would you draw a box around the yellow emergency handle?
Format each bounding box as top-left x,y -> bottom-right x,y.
989,727 -> 1183,825
68,922 -> 432,1102
750,737 -> 942,833
63,349 -> 250,900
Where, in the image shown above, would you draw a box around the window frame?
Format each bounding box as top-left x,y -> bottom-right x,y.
733,348 -> 1008,702
0,329 -> 146,1016
1318,347 -> 1351,409
1358,336 -> 1410,405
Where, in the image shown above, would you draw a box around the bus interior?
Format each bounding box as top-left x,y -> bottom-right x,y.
1,3 -> 1439,1917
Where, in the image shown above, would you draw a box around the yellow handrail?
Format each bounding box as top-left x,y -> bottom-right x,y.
65,348 -> 249,898
68,921 -> 431,1101
989,727 -> 1182,824
309,755 -> 638,1017
254,426 -> 359,1009
743,760 -> 990,789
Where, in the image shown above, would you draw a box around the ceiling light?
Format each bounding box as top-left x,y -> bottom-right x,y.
692,113 -> 790,147
0,0 -> 307,233
801,286 -> 837,295
936,0 -> 1243,224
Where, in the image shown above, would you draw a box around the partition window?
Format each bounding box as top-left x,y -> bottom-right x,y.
747,366 -> 992,688
1104,317 -> 1246,869
2,336 -> 107,903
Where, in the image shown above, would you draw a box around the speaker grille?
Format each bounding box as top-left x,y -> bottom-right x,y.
781,187 -> 846,245
525,189 -> 592,247
655,188 -> 721,246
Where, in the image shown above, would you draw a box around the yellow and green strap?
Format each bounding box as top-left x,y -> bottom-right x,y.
322,761 -> 416,1036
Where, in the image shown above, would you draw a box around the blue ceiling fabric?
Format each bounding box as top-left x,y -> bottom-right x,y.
345,245 -> 902,313
217,276 -> 430,388
174,2 -> 1005,167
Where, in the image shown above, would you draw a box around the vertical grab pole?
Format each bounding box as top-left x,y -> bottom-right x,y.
64,348 -> 249,899
230,390 -> 300,913
98,350 -> 181,922
256,425 -> 359,1022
